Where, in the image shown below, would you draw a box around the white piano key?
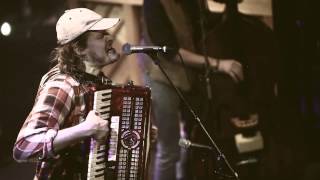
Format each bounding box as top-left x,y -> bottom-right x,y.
99,113 -> 110,120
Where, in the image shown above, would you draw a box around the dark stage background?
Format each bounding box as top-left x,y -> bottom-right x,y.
0,0 -> 319,179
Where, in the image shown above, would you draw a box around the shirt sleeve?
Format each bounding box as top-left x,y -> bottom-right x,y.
13,78 -> 75,162
143,0 -> 179,59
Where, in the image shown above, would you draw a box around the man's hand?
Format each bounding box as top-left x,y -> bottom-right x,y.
210,58 -> 244,82
52,110 -> 109,152
83,110 -> 109,143
150,125 -> 158,143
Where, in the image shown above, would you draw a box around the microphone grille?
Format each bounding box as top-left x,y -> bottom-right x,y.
179,138 -> 191,149
122,43 -> 132,55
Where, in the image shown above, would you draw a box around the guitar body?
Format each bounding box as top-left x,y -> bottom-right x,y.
188,0 -> 276,179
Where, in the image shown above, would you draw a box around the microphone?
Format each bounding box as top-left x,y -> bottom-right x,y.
179,138 -> 213,151
122,43 -> 170,55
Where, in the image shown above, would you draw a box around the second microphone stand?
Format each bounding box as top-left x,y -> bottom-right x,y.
146,52 -> 239,180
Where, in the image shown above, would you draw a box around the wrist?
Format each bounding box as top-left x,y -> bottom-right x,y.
210,58 -> 220,71
78,121 -> 96,137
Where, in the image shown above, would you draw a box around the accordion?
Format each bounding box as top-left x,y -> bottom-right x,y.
86,83 -> 151,180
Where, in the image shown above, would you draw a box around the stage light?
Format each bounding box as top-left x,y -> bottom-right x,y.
1,22 -> 12,36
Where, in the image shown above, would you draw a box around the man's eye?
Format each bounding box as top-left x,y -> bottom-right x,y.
104,35 -> 114,41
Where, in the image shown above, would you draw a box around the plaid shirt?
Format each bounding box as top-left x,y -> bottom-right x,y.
13,67 -> 100,179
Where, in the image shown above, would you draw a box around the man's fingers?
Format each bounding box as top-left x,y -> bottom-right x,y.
229,71 -> 239,83
232,69 -> 243,82
231,63 -> 244,81
96,137 -> 107,145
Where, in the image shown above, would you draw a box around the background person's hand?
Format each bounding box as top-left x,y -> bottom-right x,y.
150,125 -> 158,143
211,58 -> 244,82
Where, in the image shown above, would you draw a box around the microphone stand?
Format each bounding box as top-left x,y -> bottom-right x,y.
196,0 -> 239,179
147,52 -> 239,180
197,0 -> 213,100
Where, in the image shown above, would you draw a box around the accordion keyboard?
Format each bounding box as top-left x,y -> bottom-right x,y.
87,89 -> 113,180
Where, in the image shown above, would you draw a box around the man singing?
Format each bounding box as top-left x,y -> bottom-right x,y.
13,8 -> 120,179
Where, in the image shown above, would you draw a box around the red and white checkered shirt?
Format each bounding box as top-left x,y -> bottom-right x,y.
12,66 -> 98,179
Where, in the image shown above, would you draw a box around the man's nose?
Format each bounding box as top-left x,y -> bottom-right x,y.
105,37 -> 114,47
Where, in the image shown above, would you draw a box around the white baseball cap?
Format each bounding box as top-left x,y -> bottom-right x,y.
56,8 -> 120,45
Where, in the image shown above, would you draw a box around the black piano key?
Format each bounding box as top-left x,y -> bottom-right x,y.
94,172 -> 105,178
101,92 -> 111,96
100,105 -> 110,109
95,167 -> 105,172
100,111 -> 109,115
97,155 -> 105,159
96,159 -> 106,165
97,149 -> 106,154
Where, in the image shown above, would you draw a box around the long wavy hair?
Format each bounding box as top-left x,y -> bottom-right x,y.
50,32 -> 89,75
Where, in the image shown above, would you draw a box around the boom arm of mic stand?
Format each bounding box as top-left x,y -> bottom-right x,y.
147,52 -> 239,180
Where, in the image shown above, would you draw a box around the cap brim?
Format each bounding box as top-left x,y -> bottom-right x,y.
89,18 -> 120,31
